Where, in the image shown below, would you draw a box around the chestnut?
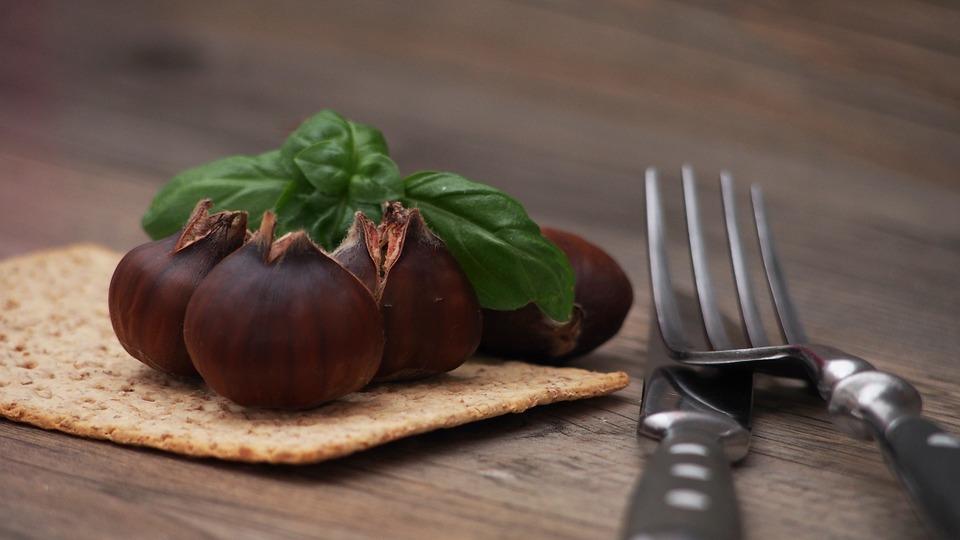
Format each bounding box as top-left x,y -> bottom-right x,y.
108,199 -> 246,377
480,303 -> 584,359
334,203 -> 482,382
479,227 -> 633,362
183,212 -> 384,409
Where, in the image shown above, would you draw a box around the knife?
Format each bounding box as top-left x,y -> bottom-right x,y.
621,322 -> 754,540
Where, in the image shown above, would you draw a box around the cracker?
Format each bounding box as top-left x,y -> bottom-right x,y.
0,245 -> 629,464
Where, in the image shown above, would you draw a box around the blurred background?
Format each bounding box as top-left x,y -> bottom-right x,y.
2,0 -> 958,259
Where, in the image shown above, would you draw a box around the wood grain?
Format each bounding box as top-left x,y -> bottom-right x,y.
1,1 -> 958,538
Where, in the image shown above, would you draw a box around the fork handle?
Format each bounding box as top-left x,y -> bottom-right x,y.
829,370 -> 960,539
621,428 -> 742,540
878,415 -> 960,539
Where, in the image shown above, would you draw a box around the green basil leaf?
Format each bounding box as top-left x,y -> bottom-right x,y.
280,109 -> 389,168
401,171 -> 575,322
275,112 -> 402,250
141,150 -> 293,240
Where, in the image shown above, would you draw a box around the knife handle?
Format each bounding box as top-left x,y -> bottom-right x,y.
878,415 -> 960,539
621,428 -> 742,540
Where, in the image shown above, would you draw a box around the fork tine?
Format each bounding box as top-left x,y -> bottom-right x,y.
751,185 -> 808,344
645,167 -> 688,353
682,165 -> 733,350
721,172 -> 770,347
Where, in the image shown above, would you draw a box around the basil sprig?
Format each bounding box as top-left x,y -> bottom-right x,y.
274,111 -> 403,249
141,110 -> 575,322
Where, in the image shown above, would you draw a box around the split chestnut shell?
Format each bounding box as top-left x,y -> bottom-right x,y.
183,212 -> 384,408
108,199 -> 247,377
335,203 -> 482,382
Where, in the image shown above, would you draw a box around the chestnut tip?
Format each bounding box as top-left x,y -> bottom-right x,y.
251,210 -> 278,249
331,212 -> 383,296
175,199 -> 248,254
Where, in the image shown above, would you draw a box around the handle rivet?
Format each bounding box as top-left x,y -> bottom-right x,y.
665,489 -> 710,511
671,463 -> 711,480
927,433 -> 960,448
669,443 -> 708,456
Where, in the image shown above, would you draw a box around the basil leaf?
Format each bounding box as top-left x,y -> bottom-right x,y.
280,109 -> 389,168
275,112 -> 402,250
402,171 -> 575,322
141,150 -> 293,240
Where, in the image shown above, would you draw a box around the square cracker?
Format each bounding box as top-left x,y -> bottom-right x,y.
0,245 -> 629,464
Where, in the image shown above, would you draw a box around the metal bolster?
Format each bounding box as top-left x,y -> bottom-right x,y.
827,371 -> 923,441
788,344 -> 922,440
640,411 -> 751,463
791,344 -> 875,399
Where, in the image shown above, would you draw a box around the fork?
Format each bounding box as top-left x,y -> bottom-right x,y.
645,166 -> 960,539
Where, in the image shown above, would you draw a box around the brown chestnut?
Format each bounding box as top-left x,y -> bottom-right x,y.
479,303 -> 584,359
183,212 -> 384,408
109,199 -> 246,377
479,227 -> 633,362
334,202 -> 482,382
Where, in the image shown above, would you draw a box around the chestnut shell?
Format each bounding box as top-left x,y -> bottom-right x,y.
479,227 -> 633,362
547,228 -> 633,356
479,303 -> 584,359
377,208 -> 482,381
108,200 -> 246,377
335,204 -> 482,382
183,215 -> 384,409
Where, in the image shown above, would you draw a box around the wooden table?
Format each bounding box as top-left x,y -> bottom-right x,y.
2,1 -> 958,538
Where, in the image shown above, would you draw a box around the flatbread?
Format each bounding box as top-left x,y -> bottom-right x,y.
0,245 -> 629,464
